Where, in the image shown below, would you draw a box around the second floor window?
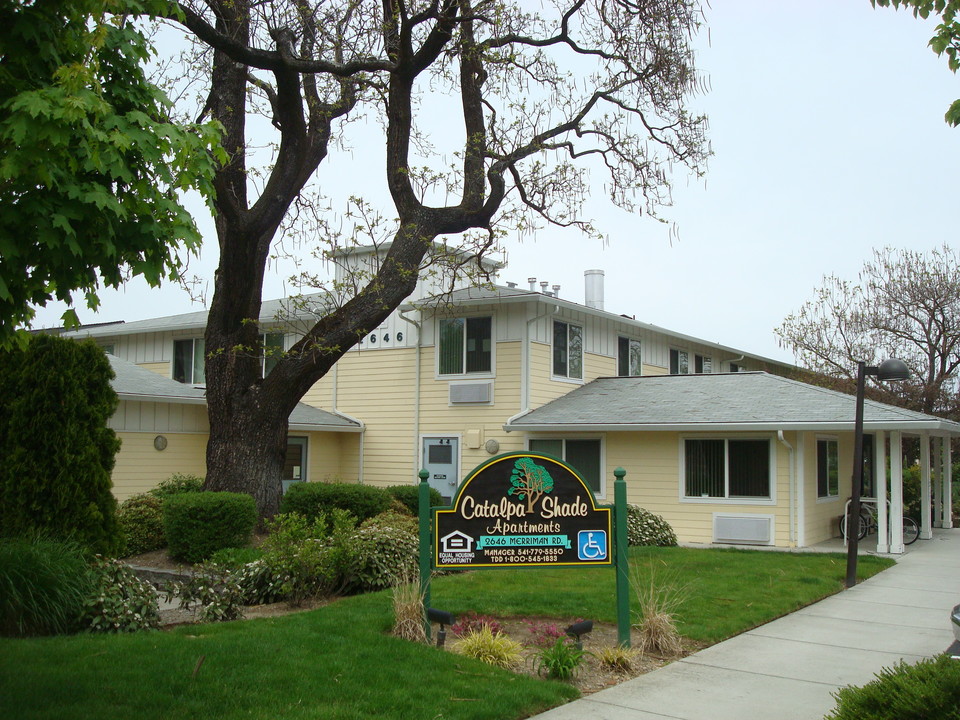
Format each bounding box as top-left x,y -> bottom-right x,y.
553,321 -> 583,379
173,338 -> 205,384
174,333 -> 284,384
438,317 -> 492,375
670,349 -> 689,375
618,337 -> 642,376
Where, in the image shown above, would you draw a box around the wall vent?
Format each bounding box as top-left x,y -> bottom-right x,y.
449,382 -> 492,404
713,514 -> 773,546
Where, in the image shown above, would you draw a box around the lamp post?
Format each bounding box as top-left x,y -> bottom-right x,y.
845,358 -> 910,588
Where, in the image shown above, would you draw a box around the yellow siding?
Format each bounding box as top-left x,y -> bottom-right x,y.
802,432 -> 850,545
527,343 -> 609,408
111,432 -> 208,501
607,432 -> 794,547
642,364 -> 669,376
138,361 -> 170,377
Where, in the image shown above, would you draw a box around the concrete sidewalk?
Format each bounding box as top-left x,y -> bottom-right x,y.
531,528 -> 960,720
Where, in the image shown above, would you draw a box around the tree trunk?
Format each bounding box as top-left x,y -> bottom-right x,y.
204,389 -> 290,519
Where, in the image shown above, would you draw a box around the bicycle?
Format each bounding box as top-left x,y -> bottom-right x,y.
840,498 -> 920,546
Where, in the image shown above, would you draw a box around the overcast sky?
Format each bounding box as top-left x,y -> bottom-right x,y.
32,1 -> 959,365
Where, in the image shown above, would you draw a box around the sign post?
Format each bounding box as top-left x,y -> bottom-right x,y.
419,453 -> 632,646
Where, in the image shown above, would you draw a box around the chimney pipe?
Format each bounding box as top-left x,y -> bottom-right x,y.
528,277 -> 537,291
539,281 -> 549,294
552,284 -> 561,299
584,269 -> 604,310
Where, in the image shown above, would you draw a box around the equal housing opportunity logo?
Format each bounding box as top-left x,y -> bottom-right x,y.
434,453 -> 611,569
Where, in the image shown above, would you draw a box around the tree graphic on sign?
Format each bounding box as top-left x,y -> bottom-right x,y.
508,457 -> 555,513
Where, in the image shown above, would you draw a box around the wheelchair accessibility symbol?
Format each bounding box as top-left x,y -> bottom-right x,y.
577,530 -> 607,561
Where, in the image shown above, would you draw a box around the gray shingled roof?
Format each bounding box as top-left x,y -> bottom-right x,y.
64,293 -> 333,338
108,355 -> 360,431
405,285 -> 793,370
505,372 -> 960,435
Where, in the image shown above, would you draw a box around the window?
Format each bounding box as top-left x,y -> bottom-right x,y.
173,338 -> 205,384
553,321 -> 583,379
174,332 -> 284,384
282,437 -> 308,494
439,317 -> 492,375
729,362 -> 744,373
618,337 -> 642,377
860,433 -> 876,498
695,354 -> 712,374
683,438 -> 771,500
817,438 -> 839,498
670,349 -> 689,375
529,438 -> 602,495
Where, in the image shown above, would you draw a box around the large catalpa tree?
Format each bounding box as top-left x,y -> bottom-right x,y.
163,0 -> 709,517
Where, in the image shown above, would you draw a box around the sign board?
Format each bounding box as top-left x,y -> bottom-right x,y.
434,452 -> 612,568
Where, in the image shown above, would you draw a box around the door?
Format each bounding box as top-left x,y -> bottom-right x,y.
282,437 -> 308,494
422,436 -> 460,503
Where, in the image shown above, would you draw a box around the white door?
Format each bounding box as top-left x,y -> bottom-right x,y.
422,436 -> 459,503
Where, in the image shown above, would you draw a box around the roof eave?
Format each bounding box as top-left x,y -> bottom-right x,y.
504,420 -> 960,435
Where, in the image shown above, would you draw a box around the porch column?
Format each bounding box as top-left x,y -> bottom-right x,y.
920,433 -> 933,540
889,430 -> 904,554
934,437 -> 943,528
944,438 -> 954,529
875,431 -> 888,554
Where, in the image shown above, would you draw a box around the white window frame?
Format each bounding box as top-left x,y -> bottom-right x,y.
527,435 -> 605,498
552,320 -> 584,381
678,435 -> 776,506
816,435 -> 840,502
670,348 -> 689,375
282,436 -> 309,494
436,315 -> 495,378
618,336 -> 642,377
695,354 -> 712,374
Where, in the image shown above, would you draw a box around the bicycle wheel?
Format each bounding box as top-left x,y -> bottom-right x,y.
840,513 -> 868,541
902,517 -> 920,546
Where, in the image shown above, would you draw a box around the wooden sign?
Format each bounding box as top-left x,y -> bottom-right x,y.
433,453 -> 612,568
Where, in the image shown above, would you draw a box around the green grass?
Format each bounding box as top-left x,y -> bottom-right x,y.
432,547 -> 894,643
0,547 -> 894,719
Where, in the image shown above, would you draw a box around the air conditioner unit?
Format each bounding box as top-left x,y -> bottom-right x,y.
449,382 -> 492,404
713,513 -> 773,546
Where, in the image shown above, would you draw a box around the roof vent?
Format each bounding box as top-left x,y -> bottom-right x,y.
528,277 -> 537,291
552,284 -> 561,299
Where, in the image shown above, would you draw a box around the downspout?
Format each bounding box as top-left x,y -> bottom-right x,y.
400,309 -> 422,479
331,362 -> 365,484
778,431 -> 796,546
505,302 -> 559,429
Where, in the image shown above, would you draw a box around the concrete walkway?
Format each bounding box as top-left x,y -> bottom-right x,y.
531,528 -> 960,720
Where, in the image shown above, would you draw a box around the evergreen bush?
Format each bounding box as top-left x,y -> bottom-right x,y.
385,484 -> 444,514
0,535 -> 93,637
626,504 -> 678,546
117,494 -> 166,556
825,655 -> 960,720
342,514 -> 420,593
164,492 -> 257,563
0,335 -> 121,554
280,482 -> 392,525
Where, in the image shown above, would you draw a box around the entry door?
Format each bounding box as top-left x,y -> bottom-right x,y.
422,436 -> 459,503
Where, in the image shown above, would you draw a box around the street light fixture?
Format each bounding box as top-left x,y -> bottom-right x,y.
845,359 -> 910,588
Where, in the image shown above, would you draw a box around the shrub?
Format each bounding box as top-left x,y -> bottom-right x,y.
117,493 -> 166,556
0,535 -> 93,637
164,492 -> 257,564
233,559 -> 286,606
280,482 -> 392,524
0,336 -> 122,554
825,654 -> 960,720
385,484 -> 444,515
534,637 -> 585,681
342,514 -> 420,594
166,563 -> 245,623
524,619 -> 571,648
149,473 -> 204,499
626,505 -> 678,547
82,556 -> 160,633
257,510 -> 356,604
452,612 -> 505,638
453,626 -> 525,669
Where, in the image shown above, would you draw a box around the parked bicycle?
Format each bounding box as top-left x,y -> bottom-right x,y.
840,498 -> 920,546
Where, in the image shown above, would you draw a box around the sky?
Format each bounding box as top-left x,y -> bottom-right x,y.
31,0 -> 960,365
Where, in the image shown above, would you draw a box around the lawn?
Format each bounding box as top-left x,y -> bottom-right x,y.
0,547 -> 893,720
